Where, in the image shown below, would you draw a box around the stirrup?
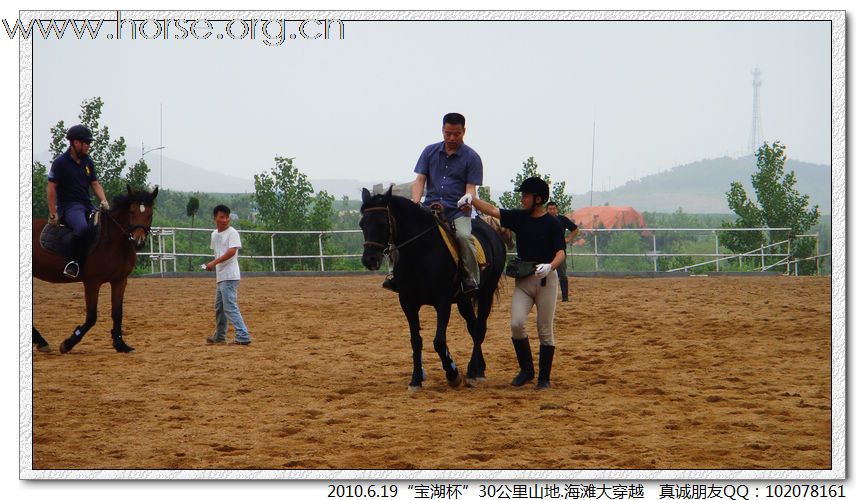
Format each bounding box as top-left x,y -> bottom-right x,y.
63,261 -> 80,279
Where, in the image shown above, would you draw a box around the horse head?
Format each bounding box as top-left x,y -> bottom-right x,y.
111,185 -> 159,249
359,185 -> 395,271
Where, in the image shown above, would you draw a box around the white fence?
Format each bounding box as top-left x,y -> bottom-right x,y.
139,226 -> 827,276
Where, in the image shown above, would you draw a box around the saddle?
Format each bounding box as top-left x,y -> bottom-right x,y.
39,210 -> 101,260
428,202 -> 487,269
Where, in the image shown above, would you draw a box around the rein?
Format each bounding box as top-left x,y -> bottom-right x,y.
361,204 -> 438,256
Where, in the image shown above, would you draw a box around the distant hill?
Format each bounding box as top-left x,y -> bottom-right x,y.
33,151 -> 830,214
569,156 -> 831,214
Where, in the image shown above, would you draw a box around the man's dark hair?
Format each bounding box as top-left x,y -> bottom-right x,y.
443,113 -> 466,127
213,204 -> 231,217
546,201 -> 558,208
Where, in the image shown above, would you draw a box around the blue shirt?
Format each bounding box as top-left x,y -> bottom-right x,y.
414,141 -> 483,220
48,150 -> 97,208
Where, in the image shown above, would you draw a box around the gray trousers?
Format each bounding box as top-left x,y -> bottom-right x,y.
454,216 -> 480,283
510,275 -> 558,346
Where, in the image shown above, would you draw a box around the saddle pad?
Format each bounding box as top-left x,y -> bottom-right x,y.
437,225 -> 487,268
39,211 -> 101,258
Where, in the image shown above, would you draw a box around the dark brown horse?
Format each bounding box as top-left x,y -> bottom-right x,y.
32,186 -> 158,353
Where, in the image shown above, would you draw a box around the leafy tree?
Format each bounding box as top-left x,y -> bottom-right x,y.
719,142 -> 820,270
185,196 -> 200,271
186,196 -> 200,226
126,158 -> 151,191
478,186 -> 496,207
32,162 -> 48,217
41,97 -> 139,204
253,156 -> 335,269
498,156 -> 571,211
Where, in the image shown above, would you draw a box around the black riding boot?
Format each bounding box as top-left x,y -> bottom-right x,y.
511,337 -> 535,386
536,344 -> 556,389
560,278 -> 569,301
64,235 -> 86,278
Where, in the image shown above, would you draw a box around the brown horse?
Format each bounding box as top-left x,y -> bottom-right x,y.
32,186 -> 158,354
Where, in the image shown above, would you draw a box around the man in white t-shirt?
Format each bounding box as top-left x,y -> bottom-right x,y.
204,204 -> 252,345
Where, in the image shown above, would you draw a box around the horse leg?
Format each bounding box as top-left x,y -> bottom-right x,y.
456,298 -> 480,385
399,298 -> 425,390
110,278 -> 134,353
60,281 -> 100,354
473,290 -> 495,379
433,301 -> 461,388
33,327 -> 51,353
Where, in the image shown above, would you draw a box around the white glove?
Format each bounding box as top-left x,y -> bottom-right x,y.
99,199 -> 110,210
535,263 -> 552,279
457,193 -> 473,209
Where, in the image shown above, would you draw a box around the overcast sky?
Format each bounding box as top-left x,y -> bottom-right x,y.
33,14 -> 831,197
33,15 -> 831,194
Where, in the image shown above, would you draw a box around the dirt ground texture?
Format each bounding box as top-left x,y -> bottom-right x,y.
30,275 -> 832,471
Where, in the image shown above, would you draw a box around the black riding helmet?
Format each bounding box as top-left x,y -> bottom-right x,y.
66,124 -> 93,143
516,176 -> 550,204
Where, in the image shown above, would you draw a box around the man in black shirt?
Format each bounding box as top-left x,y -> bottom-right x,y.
458,177 -> 565,389
546,201 -> 579,301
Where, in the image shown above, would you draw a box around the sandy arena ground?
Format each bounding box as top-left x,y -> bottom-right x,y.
30,275 -> 831,471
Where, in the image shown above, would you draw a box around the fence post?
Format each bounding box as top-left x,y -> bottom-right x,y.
714,230 -> 720,272
149,232 -> 155,274
172,231 -> 177,273
761,244 -> 765,271
319,232 -> 325,272
270,233 -> 276,272
815,234 -> 820,276
786,239 -> 791,275
593,234 -> 599,272
653,234 -> 658,272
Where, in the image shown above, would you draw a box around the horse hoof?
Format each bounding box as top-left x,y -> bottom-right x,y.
113,340 -> 135,353
36,344 -> 52,353
447,369 -> 462,388
59,339 -> 73,354
407,384 -> 422,392
464,377 -> 477,388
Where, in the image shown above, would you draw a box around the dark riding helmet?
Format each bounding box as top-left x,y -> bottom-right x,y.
515,176 -> 550,204
66,124 -> 93,143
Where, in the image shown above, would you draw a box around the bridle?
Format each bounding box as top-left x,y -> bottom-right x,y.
103,204 -> 153,245
361,203 -> 438,258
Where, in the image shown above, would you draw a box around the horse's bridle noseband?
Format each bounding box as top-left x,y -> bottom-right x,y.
361,206 -> 397,255
104,205 -> 153,244
361,203 -> 441,257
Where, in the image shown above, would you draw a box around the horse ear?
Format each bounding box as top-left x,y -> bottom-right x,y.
151,186 -> 159,199
385,184 -> 393,198
361,188 -> 371,204
127,184 -> 133,196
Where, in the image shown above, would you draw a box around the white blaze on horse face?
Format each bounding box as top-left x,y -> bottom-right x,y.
140,204 -> 145,213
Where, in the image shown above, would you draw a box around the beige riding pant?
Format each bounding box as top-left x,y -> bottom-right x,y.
510,274 -> 558,346
454,216 -> 480,283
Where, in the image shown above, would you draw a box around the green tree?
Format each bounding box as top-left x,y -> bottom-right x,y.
43,97 -> 132,202
185,196 -> 200,271
253,156 -> 335,269
478,186 -> 496,207
498,156 -> 570,211
126,158 -> 151,191
32,162 -> 48,217
719,142 -> 820,269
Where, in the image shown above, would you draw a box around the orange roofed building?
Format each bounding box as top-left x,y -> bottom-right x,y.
565,206 -> 650,244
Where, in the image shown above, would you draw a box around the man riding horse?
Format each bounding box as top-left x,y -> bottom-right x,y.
47,124 -> 111,279
382,112 -> 482,296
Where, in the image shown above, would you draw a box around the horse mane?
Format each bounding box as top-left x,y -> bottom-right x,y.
111,190 -> 156,211
361,193 -> 433,222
